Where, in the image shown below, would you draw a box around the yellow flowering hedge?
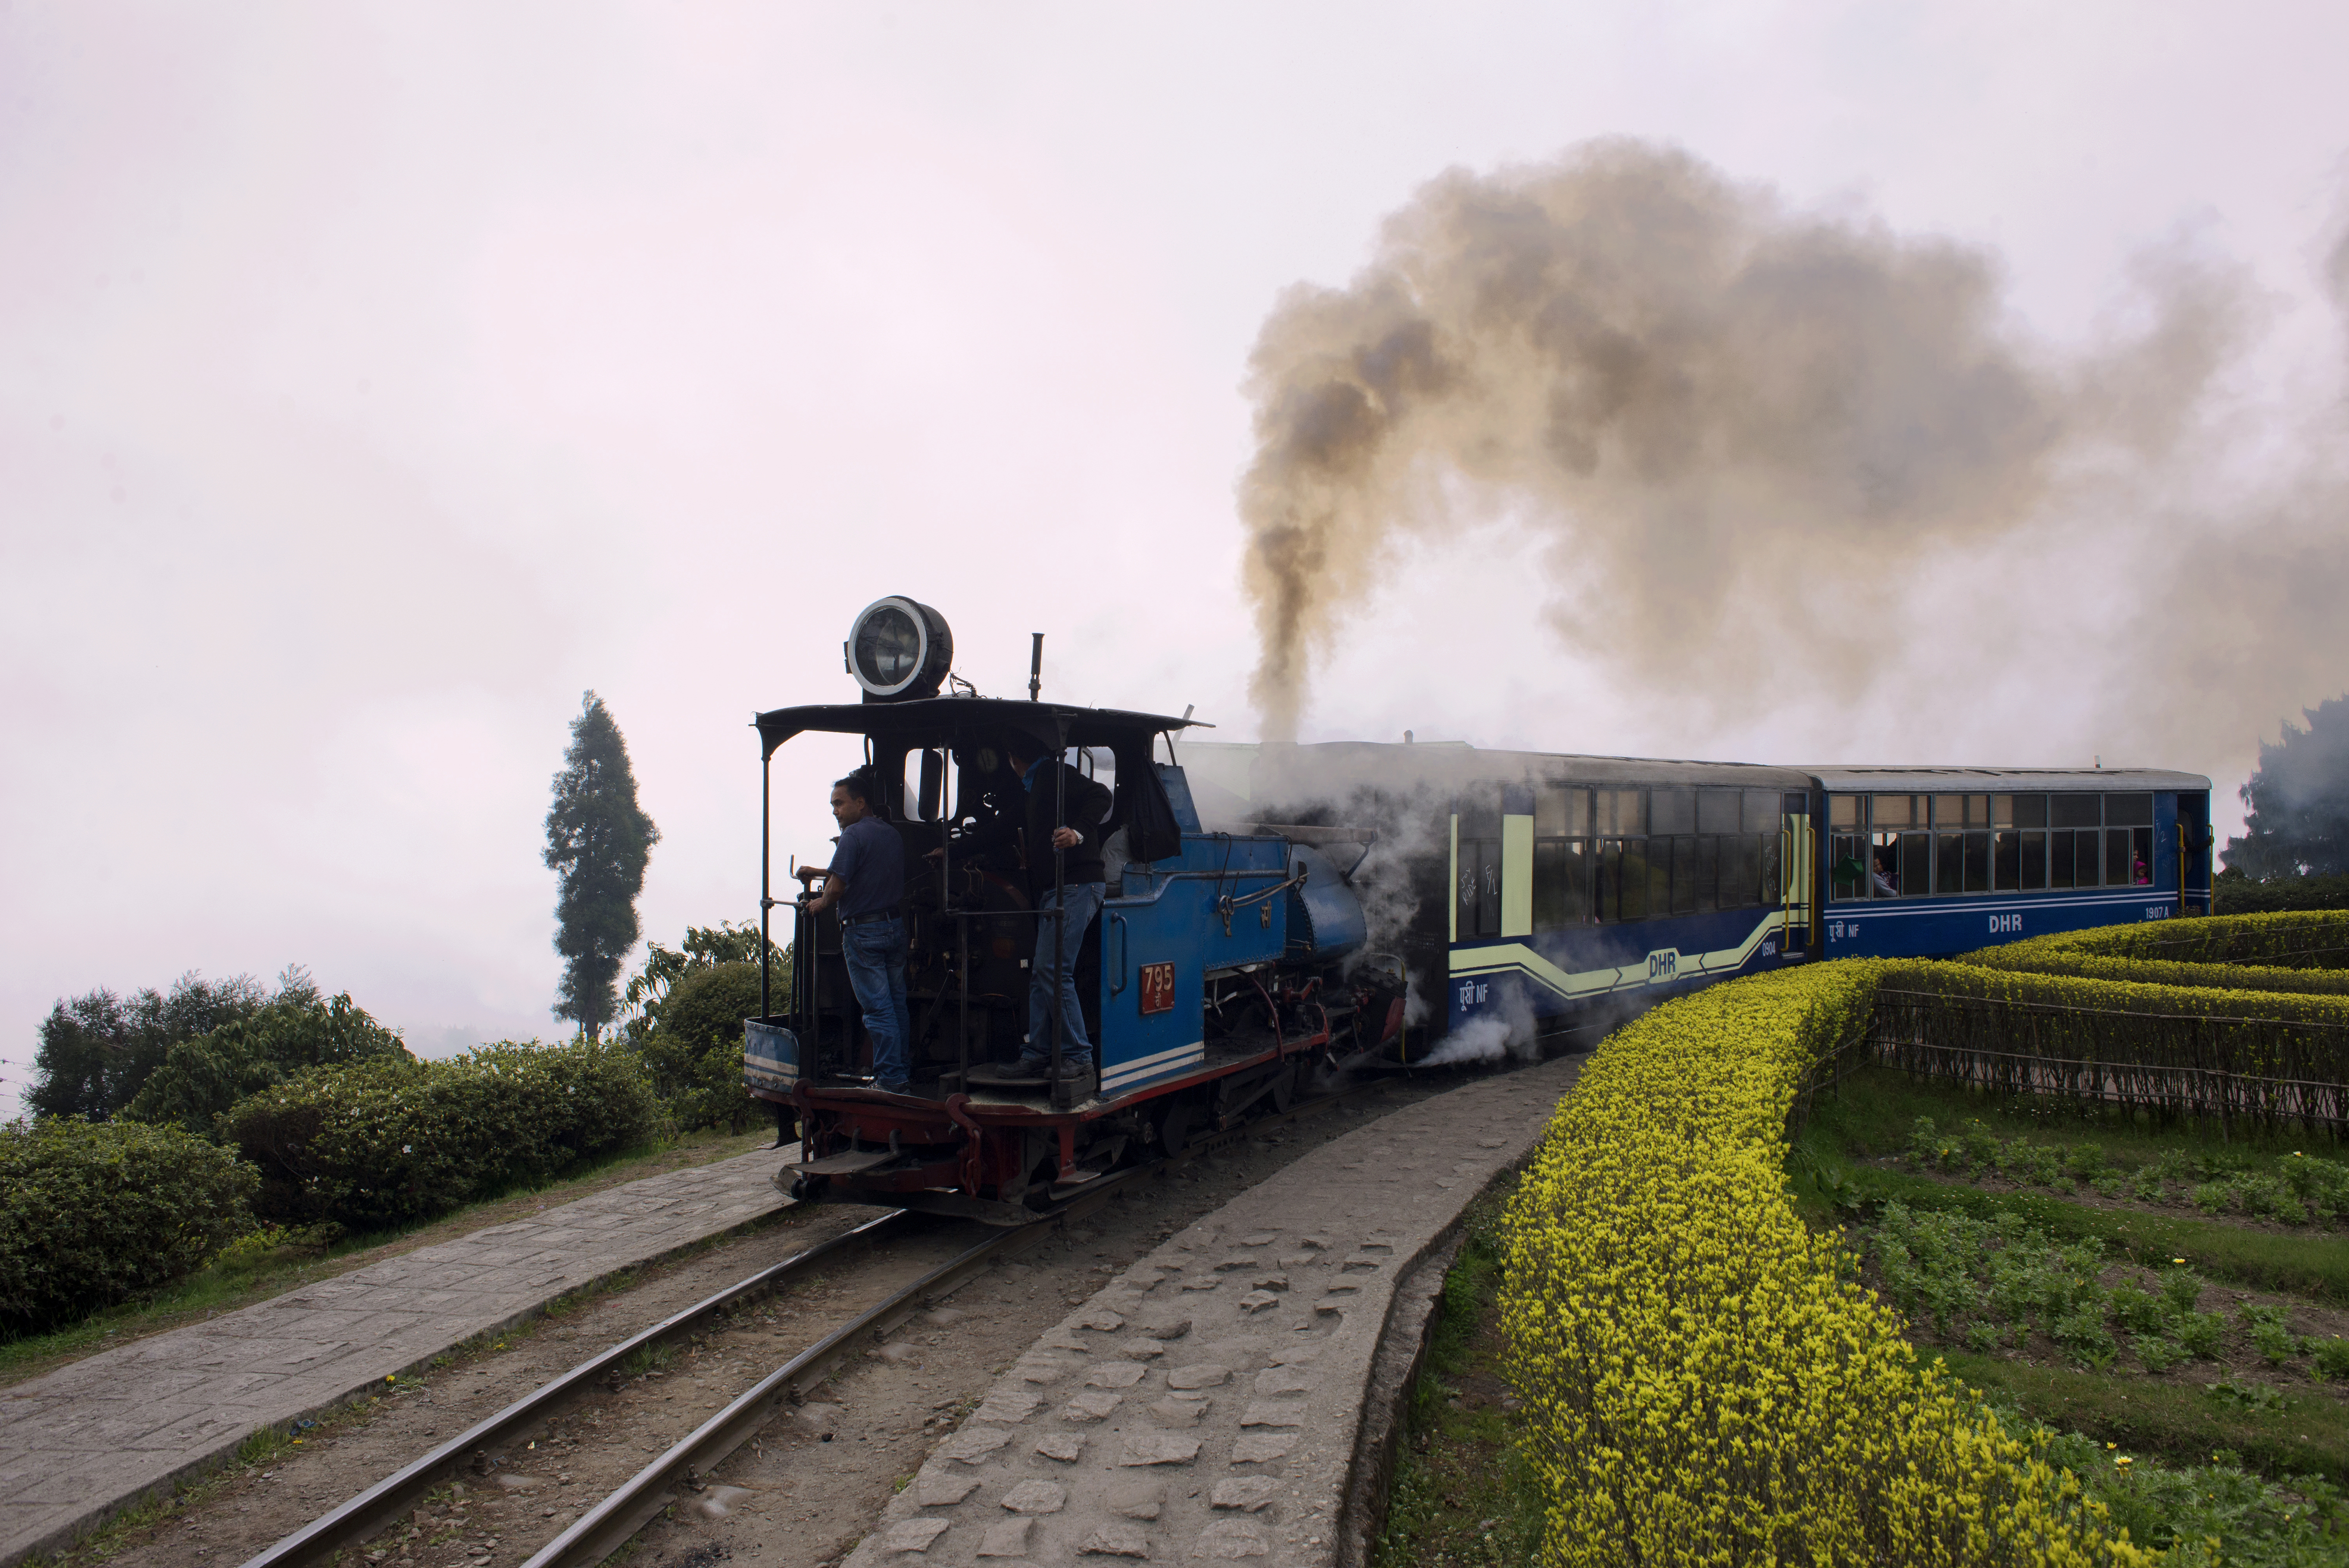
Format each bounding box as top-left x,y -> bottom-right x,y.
1502,962 -> 2151,1565
1954,911 -> 2349,996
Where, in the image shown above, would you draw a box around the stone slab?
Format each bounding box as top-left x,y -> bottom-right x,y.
842,1055 -> 1583,1567
0,1146 -> 792,1567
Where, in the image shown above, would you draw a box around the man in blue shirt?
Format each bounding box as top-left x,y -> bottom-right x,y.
799,770 -> 912,1095
961,738 -> 1113,1089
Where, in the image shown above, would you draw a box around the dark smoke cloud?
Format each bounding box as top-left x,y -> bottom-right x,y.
1238,139 -> 2346,763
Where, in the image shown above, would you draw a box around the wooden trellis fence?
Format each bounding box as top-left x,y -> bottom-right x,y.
1866,987 -> 2349,1140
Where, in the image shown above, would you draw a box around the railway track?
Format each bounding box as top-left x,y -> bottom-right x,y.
233,1083 -> 1375,1568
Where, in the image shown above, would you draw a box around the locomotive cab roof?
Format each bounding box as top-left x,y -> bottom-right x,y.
753,697 -> 1202,760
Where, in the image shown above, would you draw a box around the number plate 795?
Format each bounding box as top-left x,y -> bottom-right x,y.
1138,962 -> 1175,1015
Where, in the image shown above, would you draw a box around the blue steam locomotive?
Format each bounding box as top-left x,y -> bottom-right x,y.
743,598 -> 2214,1221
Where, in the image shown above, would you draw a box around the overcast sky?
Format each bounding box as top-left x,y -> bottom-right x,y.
6,2 -> 2347,1096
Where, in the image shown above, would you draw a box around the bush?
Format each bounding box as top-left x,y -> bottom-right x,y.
1954,912 -> 2349,995
219,1039 -> 659,1231
636,962 -> 763,1134
1885,954 -> 2349,1027
0,1118 -> 258,1335
1501,962 -> 2149,1563
2215,869 -> 2349,916
124,989 -> 407,1135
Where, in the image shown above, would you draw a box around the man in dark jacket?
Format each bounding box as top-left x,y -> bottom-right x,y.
964,737 -> 1113,1086
799,770 -> 912,1095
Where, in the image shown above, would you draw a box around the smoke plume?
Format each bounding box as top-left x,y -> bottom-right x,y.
1238,139 -> 2349,764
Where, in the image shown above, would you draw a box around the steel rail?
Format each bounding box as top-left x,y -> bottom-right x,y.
233,1209 -> 911,1568
239,1069 -> 1401,1568
519,1157 -> 1161,1568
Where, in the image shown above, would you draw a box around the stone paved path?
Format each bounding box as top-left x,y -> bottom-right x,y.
0,1146 -> 790,1567
842,1054 -> 1583,1568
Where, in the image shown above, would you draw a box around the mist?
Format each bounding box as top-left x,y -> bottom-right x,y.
1238,140 -> 2349,768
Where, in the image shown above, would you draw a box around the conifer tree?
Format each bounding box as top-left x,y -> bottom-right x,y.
2225,695 -> 2349,880
544,692 -> 660,1040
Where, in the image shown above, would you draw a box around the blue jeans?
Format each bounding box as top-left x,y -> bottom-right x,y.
1024,882 -> 1104,1070
840,915 -> 911,1089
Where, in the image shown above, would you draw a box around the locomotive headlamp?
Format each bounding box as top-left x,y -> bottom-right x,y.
845,597 -> 953,702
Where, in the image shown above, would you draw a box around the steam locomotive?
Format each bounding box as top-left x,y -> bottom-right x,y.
742,597 -> 2216,1222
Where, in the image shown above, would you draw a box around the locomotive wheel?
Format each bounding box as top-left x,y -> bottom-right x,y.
1270,1061 -> 1299,1114
1158,1095 -> 1196,1156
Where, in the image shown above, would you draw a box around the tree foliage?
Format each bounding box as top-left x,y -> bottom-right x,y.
2224,695 -> 2349,880
123,985 -> 408,1136
28,970 -> 270,1121
2213,866 -> 2349,914
620,923 -> 788,1133
621,920 -> 787,1037
544,691 -> 660,1041
636,962 -> 767,1133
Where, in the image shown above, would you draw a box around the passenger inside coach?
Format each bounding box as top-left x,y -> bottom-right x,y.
1872,849 -> 1899,897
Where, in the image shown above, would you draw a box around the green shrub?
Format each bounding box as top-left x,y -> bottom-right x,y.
124,990 -> 406,1135
1956,910 -> 2349,993
1884,955 -> 2349,1027
2248,1319 -> 2300,1366
635,962 -> 764,1133
2311,1337 -> 2349,1381
2214,869 -> 2349,917
2177,1312 -> 2227,1358
2108,1286 -> 2169,1337
0,1118 -> 258,1335
219,1039 -> 658,1231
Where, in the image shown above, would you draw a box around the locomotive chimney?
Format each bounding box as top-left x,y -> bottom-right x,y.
1029,633 -> 1044,702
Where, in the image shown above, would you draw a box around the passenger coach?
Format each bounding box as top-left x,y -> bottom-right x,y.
1186,744 -> 2215,1047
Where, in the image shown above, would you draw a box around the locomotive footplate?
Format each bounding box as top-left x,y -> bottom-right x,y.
787,1148 -> 903,1177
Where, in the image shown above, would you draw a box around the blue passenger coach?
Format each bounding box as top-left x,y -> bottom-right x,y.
1183,745 -> 2214,1049
1813,767 -> 2213,961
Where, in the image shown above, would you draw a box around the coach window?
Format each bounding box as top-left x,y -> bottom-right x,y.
1592,788 -> 1647,923
1829,794 -> 1865,901
2013,793 -> 2048,890
1932,794 -> 1991,895
2106,793 -> 2154,886
1723,789 -> 1773,908
1991,796 -> 2021,890
2049,794 -> 2100,888
1873,794 -> 1925,898
1457,794 -> 1502,939
1533,784 -> 1594,931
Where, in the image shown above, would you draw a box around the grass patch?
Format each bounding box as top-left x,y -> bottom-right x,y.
1795,1070 -> 2349,1301
1940,1347 -> 2349,1484
619,1341 -> 677,1378
1837,1166 -> 2349,1302
0,1124 -> 771,1388
1372,1181 -> 1541,1568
